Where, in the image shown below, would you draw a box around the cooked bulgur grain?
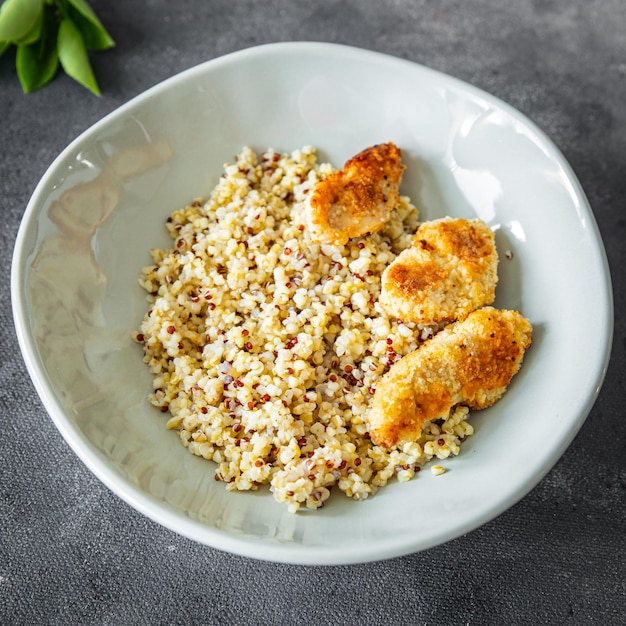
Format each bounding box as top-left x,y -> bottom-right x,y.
135,146 -> 474,512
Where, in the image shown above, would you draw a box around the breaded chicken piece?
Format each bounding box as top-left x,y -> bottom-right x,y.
305,142 -> 405,245
380,217 -> 498,325
368,307 -> 532,448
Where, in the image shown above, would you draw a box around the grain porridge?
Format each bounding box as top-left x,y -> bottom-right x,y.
135,146 -> 475,512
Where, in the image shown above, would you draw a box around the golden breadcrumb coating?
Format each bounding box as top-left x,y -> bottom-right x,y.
368,307 -> 532,448
305,142 -> 405,244
379,217 -> 499,324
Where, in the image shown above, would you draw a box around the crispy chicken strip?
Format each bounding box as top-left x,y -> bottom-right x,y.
368,307 -> 532,448
305,142 -> 405,245
380,217 -> 498,325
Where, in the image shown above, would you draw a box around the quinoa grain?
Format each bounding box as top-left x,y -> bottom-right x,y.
136,146 -> 473,512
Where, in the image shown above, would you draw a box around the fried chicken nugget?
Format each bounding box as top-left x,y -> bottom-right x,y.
305,142 -> 405,245
368,307 -> 532,448
380,217 -> 498,325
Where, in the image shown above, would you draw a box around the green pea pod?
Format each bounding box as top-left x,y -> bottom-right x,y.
16,4 -> 58,92
0,0 -> 42,42
65,0 -> 113,50
57,16 -> 100,96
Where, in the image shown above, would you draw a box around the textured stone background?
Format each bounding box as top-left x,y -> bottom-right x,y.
1,1 -> 625,624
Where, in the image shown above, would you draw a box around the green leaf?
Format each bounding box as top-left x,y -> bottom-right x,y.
57,16 -> 100,95
0,40 -> 10,56
13,1 -> 43,45
15,4 -> 58,92
0,0 -> 42,42
16,40 -> 58,91
65,0 -> 113,50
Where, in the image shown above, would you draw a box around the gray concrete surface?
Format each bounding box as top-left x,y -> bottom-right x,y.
1,1 -> 624,624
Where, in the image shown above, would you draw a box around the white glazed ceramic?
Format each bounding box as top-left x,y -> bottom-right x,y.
12,42 -> 613,565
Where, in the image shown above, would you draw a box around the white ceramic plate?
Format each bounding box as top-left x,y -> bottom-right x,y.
12,42 -> 613,564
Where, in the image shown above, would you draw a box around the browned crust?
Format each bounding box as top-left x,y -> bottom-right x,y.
379,217 -> 499,324
368,307 -> 532,448
305,142 -> 405,244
